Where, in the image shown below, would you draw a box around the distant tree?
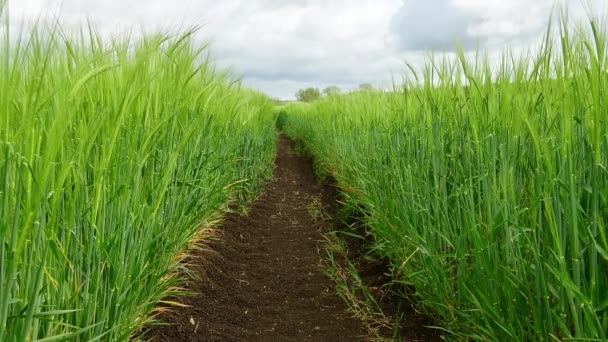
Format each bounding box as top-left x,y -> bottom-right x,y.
358,83 -> 374,92
296,87 -> 322,102
323,86 -> 341,97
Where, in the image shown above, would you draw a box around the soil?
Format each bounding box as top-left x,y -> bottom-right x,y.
144,136 -> 440,342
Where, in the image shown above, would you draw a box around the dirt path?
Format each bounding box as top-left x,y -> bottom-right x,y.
147,136 -> 367,341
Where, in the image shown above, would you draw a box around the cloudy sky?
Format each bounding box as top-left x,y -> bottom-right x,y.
7,0 -> 608,99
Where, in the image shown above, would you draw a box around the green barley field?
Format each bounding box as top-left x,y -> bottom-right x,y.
0,5 -> 277,341
1,0 -> 608,339
281,18 -> 608,341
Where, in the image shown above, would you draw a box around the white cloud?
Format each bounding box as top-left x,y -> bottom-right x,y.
5,0 -> 608,99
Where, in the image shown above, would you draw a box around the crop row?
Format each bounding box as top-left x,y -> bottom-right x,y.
0,16 -> 277,341
281,18 -> 608,341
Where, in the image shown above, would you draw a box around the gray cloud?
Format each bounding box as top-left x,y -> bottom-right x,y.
390,0 -> 483,51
